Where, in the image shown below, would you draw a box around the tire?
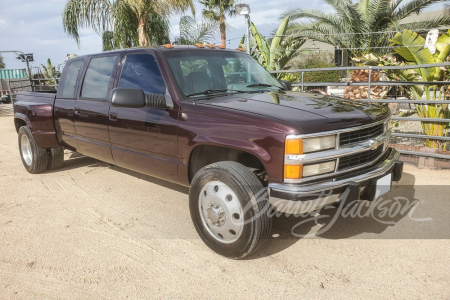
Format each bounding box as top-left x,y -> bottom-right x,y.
18,126 -> 49,174
189,161 -> 272,259
47,147 -> 64,171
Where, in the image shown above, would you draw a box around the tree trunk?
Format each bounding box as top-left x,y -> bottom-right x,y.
220,13 -> 226,48
138,16 -> 148,47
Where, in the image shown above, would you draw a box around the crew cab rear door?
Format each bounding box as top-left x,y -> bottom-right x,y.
54,58 -> 85,151
108,50 -> 178,182
74,53 -> 121,164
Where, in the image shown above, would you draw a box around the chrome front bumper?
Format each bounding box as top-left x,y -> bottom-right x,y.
268,148 -> 403,214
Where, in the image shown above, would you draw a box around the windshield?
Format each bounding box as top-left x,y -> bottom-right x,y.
164,49 -> 283,98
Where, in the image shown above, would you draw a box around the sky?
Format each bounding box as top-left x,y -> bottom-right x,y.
0,0 -> 447,72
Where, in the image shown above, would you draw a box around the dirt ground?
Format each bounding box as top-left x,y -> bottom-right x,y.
0,106 -> 449,299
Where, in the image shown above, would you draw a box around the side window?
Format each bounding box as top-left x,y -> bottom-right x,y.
81,56 -> 117,99
61,60 -> 83,99
118,54 -> 166,94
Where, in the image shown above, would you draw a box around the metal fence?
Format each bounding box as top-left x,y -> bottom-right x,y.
32,77 -> 60,91
4,77 -> 59,101
271,62 -> 450,165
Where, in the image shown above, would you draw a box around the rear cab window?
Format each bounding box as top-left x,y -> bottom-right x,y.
61,60 -> 84,99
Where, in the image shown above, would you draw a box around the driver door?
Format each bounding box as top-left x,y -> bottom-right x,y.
109,51 -> 179,182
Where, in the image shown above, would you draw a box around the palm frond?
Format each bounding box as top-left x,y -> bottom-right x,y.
394,0 -> 447,20
178,15 -> 216,44
281,8 -> 348,31
400,16 -> 450,31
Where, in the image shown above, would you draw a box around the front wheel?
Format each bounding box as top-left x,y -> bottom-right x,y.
18,126 -> 49,174
189,161 -> 272,259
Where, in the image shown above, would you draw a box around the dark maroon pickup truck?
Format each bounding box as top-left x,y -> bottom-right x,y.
13,46 -> 403,258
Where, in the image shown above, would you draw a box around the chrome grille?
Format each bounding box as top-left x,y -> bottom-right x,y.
284,116 -> 391,184
339,124 -> 384,146
338,145 -> 384,170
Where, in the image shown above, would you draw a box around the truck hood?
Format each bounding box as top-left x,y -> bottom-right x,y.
197,91 -> 390,134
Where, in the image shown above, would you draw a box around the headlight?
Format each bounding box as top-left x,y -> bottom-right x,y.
284,135 -> 337,181
303,161 -> 336,177
303,135 -> 336,153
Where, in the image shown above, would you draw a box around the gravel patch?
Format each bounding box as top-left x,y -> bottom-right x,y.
0,103 -> 13,117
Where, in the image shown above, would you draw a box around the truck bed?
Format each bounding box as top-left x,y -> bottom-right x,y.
13,91 -> 60,148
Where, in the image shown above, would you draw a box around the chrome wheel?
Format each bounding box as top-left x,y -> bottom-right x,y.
199,181 -> 244,244
21,134 -> 32,166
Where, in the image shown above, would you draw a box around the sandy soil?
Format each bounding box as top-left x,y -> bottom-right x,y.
0,109 -> 449,299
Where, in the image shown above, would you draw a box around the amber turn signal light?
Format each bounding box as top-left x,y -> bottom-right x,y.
285,139 -> 303,155
284,165 -> 303,179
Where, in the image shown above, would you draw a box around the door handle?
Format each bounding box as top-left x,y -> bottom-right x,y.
74,108 -> 81,115
109,113 -> 118,121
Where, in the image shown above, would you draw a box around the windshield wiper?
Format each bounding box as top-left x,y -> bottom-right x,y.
246,83 -> 282,89
186,89 -> 246,97
186,89 -> 229,97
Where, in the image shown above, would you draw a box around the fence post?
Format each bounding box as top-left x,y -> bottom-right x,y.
368,66 -> 372,104
301,72 -> 304,92
8,79 -> 12,101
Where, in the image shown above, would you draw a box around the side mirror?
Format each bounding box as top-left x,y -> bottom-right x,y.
109,88 -> 145,108
279,80 -> 292,91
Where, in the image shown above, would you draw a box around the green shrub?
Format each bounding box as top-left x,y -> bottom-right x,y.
301,58 -> 339,83
288,53 -> 339,83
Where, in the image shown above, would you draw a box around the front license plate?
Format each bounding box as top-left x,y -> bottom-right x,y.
375,173 -> 392,199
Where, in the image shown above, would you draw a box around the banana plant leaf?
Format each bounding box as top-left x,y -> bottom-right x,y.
389,30 -> 436,81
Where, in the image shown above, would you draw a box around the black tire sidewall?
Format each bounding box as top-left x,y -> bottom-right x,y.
190,167 -> 267,258
47,147 -> 64,170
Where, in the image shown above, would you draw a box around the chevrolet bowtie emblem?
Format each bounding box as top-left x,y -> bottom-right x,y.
368,139 -> 380,150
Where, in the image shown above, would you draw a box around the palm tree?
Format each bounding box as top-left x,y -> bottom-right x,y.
62,0 -> 195,48
175,16 -> 216,45
200,0 -> 235,48
281,0 -> 450,59
101,10 -> 170,51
